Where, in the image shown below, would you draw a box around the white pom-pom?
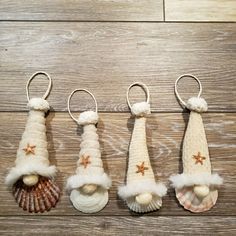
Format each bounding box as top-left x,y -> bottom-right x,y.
186,97 -> 208,113
78,111 -> 99,125
131,102 -> 151,117
27,98 -> 50,111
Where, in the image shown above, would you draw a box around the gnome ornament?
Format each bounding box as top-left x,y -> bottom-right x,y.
66,89 -> 111,213
118,82 -> 167,213
170,74 -> 223,213
5,72 -> 60,213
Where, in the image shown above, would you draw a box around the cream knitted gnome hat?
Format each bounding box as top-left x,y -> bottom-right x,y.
66,89 -> 111,213
5,72 -> 59,213
170,74 -> 223,213
118,82 -> 167,213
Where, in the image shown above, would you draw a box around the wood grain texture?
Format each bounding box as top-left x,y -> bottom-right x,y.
165,0 -> 236,22
0,112 -> 235,216
1,2 -> 236,234
0,22 -> 236,112
0,0 -> 163,21
0,216 -> 236,235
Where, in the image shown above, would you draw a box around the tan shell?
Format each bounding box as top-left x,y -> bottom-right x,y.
70,186 -> 108,213
13,177 -> 60,213
176,187 -> 218,213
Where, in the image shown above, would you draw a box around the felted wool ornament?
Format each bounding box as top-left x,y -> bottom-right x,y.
66,89 -> 111,213
5,71 -> 60,213
118,82 -> 167,213
170,74 -> 223,213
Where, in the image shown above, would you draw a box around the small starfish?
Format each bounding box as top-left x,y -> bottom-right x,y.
136,161 -> 149,176
193,152 -> 206,165
80,155 -> 91,168
23,143 -> 36,155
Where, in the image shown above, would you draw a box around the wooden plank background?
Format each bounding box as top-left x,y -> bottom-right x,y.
0,0 -> 236,235
1,23 -> 235,112
165,0 -> 236,22
0,0 -> 163,21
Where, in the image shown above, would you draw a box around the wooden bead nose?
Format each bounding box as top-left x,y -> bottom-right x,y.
81,184 -> 98,195
135,192 -> 153,205
23,174 -> 39,186
194,185 -> 210,198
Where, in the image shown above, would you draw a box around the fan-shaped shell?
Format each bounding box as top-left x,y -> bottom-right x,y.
126,195 -> 162,213
70,186 -> 108,213
13,177 -> 60,213
176,187 -> 218,213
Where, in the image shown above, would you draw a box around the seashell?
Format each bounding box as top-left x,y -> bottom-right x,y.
70,186 -> 108,213
23,174 -> 39,186
81,184 -> 98,195
13,176 -> 60,213
135,192 -> 153,205
193,185 -> 210,198
176,187 -> 218,213
126,195 -> 162,213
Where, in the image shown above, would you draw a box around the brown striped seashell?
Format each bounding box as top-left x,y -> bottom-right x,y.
176,187 -> 218,213
12,176 -> 60,213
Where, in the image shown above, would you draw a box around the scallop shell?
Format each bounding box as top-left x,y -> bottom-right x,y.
70,186 -> 108,213
12,177 -> 60,213
126,195 -> 162,213
176,187 -> 218,213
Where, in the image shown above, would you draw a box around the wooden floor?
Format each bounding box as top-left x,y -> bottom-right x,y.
0,1 -> 236,235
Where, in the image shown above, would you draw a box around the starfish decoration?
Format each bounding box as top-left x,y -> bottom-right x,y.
80,155 -> 91,168
23,143 -> 36,155
193,152 -> 206,165
136,161 -> 149,176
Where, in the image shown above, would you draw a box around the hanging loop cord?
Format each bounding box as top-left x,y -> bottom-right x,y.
126,82 -> 150,109
67,89 -> 98,123
174,74 -> 202,108
26,71 -> 52,102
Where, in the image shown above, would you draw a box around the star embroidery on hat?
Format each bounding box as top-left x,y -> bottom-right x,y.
136,161 -> 149,176
193,152 -> 206,165
80,155 -> 91,168
23,143 -> 36,155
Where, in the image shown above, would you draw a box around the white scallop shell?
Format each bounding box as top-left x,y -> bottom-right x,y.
70,187 -> 108,213
126,195 -> 162,213
176,187 -> 218,213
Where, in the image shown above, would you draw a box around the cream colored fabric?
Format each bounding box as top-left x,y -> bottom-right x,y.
183,111 -> 211,175
67,121 -> 111,190
127,117 -> 155,183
